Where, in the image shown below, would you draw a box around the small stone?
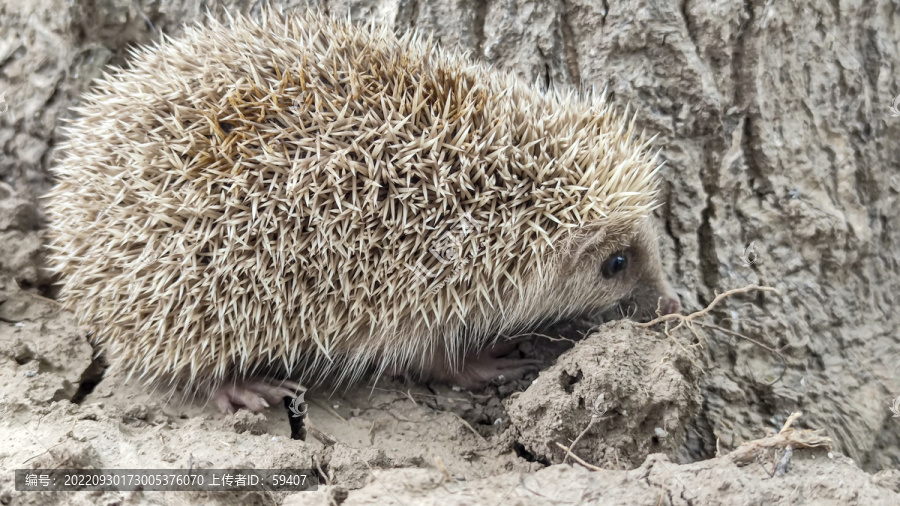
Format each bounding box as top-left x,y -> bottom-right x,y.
230,411 -> 267,435
124,403 -> 149,421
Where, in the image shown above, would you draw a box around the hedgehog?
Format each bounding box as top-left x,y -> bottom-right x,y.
44,11 -> 680,413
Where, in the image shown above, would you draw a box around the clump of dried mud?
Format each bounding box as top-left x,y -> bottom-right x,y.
506,324 -> 702,468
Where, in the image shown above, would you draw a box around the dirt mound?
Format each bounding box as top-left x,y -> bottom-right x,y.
506,323 -> 702,468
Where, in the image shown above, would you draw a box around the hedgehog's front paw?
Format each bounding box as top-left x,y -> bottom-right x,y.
451,340 -> 543,390
213,379 -> 304,414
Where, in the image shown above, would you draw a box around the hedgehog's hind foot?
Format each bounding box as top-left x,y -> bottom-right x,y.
451,340 -> 543,390
452,357 -> 543,390
213,378 -> 304,414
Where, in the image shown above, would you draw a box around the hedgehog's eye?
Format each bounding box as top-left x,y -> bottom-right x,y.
601,252 -> 628,278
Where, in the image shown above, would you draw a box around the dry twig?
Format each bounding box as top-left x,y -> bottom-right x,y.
563,393 -> 609,464
555,442 -> 604,471
448,411 -> 488,443
729,411 -> 832,466
310,398 -> 349,423
306,420 -> 338,446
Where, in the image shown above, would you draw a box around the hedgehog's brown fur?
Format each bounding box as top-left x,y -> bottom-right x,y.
45,11 -> 675,404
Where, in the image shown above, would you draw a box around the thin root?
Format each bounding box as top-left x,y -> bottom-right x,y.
636,284 -> 781,374
638,284 -> 780,330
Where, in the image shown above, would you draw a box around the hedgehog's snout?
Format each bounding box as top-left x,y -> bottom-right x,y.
653,277 -> 681,316
660,295 -> 680,315
616,221 -> 680,320
619,278 -> 680,321
657,289 -> 681,316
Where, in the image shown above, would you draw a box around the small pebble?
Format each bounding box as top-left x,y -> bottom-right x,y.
654,427 -> 669,438
828,452 -> 834,459
24,371 -> 37,378
493,418 -> 502,425
13,322 -> 24,328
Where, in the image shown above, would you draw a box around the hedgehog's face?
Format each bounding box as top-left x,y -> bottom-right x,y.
560,220 -> 680,321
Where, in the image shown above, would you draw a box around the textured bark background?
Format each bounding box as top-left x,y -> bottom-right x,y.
1,0 -> 899,502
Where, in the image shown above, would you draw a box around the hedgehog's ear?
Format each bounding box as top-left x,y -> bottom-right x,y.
564,226 -> 607,270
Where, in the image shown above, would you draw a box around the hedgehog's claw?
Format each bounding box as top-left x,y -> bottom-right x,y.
482,337 -> 530,357
450,340 -> 543,390
213,379 -> 304,414
452,356 -> 543,390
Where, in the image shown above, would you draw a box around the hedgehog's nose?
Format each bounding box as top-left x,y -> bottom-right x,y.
659,295 -> 680,315
657,282 -> 680,315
